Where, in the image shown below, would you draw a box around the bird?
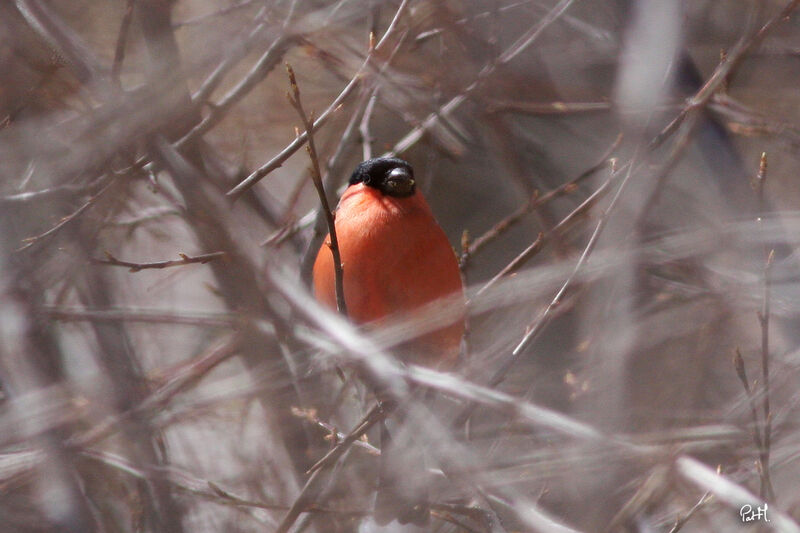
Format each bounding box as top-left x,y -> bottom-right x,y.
312,156 -> 465,525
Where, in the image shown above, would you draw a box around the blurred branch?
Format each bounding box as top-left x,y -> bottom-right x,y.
111,0 -> 136,84
79,449 -> 367,517
0,182 -> 100,206
177,34 -> 297,151
487,100 -> 611,114
69,335 -> 241,449
388,0 -> 577,157
667,492 -> 712,533
675,457 -> 800,532
43,306 -> 238,328
14,0 -> 107,84
0,251 -> 95,530
267,266 -> 652,456
275,403 -> 387,533
174,0 -> 257,28
606,465 -> 670,532
359,88 -> 379,160
136,0 -> 313,484
292,406 -> 381,456
109,206 -> 183,230
652,0 -> 800,150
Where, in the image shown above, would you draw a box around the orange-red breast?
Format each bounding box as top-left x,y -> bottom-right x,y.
312,157 -> 464,367
312,157 -> 465,525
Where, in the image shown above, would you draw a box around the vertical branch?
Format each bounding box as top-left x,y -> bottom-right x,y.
286,63 -> 348,316
758,249 -> 775,501
733,348 -> 765,468
753,151 -> 775,501
0,252 -> 95,531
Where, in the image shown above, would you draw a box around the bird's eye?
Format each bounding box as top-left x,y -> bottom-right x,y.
383,167 -> 415,197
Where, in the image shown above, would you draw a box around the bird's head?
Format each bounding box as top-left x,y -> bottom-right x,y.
349,157 -> 416,198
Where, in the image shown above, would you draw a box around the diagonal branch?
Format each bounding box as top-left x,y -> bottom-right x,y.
226,0 -> 412,199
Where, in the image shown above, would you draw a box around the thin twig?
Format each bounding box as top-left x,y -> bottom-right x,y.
759,253 -> 776,501
305,403 -> 386,474
474,167 -> 617,299
651,0 -> 800,150
455,160 -> 630,428
274,404 -> 387,533
17,180 -> 115,252
286,63 -> 348,315
68,336 -> 241,448
225,57 -> 355,200
291,406 -> 381,456
754,151 -> 776,501
503,161 -> 630,367
359,87 -> 379,160
227,0 -> 412,199
733,349 -> 764,455
176,35 -> 297,154
387,0 -> 578,157
298,30 -> 411,285
668,492 -> 713,533
461,134 -> 621,268
92,251 -> 226,272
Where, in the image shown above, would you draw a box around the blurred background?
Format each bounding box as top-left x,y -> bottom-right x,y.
2,0 -> 800,531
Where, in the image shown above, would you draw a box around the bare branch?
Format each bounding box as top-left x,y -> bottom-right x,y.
227,0 -> 412,199
286,63 -> 347,315
92,251 -> 226,272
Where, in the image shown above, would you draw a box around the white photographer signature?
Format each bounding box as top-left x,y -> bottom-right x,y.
740,503 -> 770,523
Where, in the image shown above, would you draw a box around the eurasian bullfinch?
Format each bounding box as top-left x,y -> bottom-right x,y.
312,157 -> 465,525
